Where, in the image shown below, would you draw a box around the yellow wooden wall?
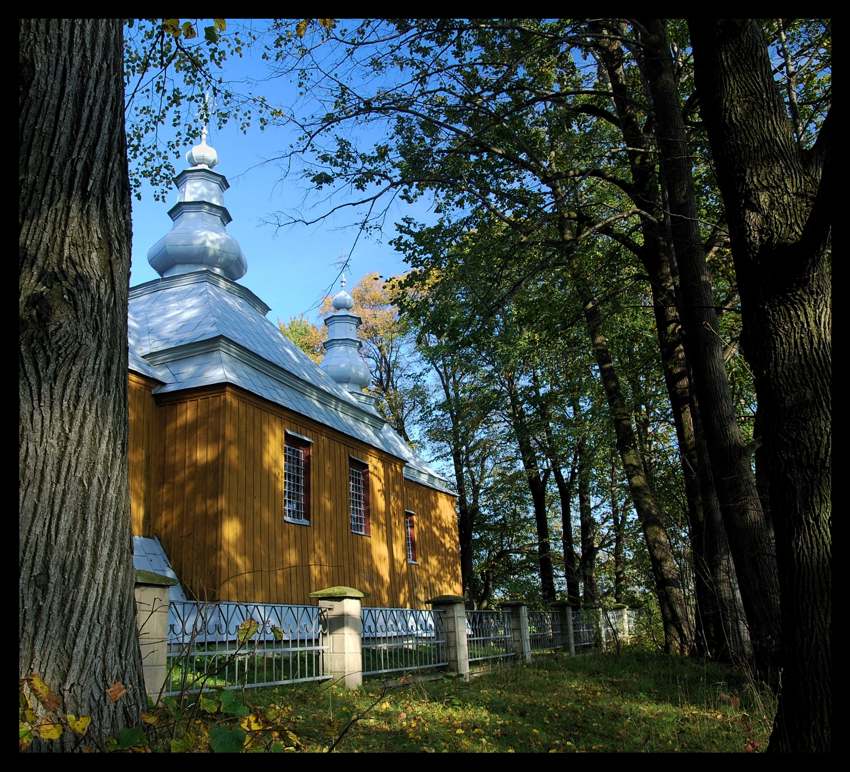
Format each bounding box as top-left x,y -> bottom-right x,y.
128,372 -> 162,537
402,481 -> 464,607
129,375 -> 462,607
153,386 -> 227,600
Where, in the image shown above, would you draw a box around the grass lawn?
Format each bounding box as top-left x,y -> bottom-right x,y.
226,649 -> 775,752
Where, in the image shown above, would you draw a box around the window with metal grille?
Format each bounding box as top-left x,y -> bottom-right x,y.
284,433 -> 311,524
405,511 -> 417,563
349,458 -> 370,535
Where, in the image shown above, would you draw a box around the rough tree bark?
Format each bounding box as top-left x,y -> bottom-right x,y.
19,19 -> 146,749
638,17 -> 783,680
689,18 -> 831,752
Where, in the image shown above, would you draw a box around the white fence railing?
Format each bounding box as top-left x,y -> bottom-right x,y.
466,609 -> 514,662
149,598 -> 641,697
528,610 -> 563,651
165,601 -> 329,695
361,607 -> 447,676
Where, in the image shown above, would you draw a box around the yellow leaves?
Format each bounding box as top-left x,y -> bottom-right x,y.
162,19 -> 181,38
106,681 -> 127,702
140,712 -> 159,726
236,618 -> 259,645
67,713 -> 92,735
34,720 -> 63,741
19,722 -> 34,750
28,674 -> 61,712
296,20 -> 309,38
455,727 -> 464,735
240,713 -> 264,732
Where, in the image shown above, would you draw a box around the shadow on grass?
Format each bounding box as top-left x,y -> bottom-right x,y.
247,649 -> 775,753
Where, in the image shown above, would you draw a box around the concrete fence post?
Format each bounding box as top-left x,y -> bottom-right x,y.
427,595 -> 470,681
500,601 -> 531,663
134,570 -> 177,701
309,586 -> 366,690
550,601 -> 575,656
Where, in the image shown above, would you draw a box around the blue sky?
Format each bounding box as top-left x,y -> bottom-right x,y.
129,20 -> 433,329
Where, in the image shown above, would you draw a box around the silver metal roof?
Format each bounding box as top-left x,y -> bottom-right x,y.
128,270 -> 454,495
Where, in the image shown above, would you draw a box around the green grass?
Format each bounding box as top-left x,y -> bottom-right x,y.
238,648 -> 775,753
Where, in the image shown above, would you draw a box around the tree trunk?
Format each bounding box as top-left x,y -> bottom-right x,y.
690,385 -> 751,663
533,379 -> 581,604
433,356 -> 477,599
558,445 -> 582,604
19,19 -> 146,749
592,28 -> 725,658
611,455 -> 627,604
639,17 -> 783,681
577,441 -> 598,606
690,18 -> 831,751
506,377 -> 556,602
566,253 -> 693,654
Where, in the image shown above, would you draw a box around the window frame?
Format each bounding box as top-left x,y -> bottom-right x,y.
283,431 -> 312,526
404,510 -> 417,564
349,457 -> 371,536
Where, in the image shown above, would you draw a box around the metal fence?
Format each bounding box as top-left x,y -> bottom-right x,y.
528,610 -> 563,651
572,608 -> 599,650
165,601 -> 329,695
361,607 -> 447,677
466,609 -> 514,662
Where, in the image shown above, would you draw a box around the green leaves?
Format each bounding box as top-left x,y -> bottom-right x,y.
220,690 -> 250,717
209,724 -> 246,752
200,694 -> 220,714
116,726 -> 148,750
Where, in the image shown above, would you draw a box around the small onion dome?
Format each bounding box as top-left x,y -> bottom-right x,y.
331,287 -> 355,311
321,275 -> 371,392
185,137 -> 219,169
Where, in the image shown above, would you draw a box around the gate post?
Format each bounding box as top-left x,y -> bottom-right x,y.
427,595 -> 469,681
500,601 -> 531,663
134,570 -> 176,701
310,586 -> 365,690
550,601 -> 576,655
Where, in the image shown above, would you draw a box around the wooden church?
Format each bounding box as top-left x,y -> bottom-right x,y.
128,130 -> 461,609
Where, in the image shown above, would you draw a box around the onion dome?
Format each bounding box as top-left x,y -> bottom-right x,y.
320,275 -> 371,393
185,129 -> 219,169
146,131 -> 246,281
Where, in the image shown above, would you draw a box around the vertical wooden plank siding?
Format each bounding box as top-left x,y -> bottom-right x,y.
127,380 -> 462,606
128,373 -> 155,535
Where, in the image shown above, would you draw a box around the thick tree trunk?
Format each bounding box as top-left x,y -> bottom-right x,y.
639,18 -> 783,681
566,255 -> 693,654
690,18 -> 831,752
690,386 -> 751,663
19,19 -> 146,749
